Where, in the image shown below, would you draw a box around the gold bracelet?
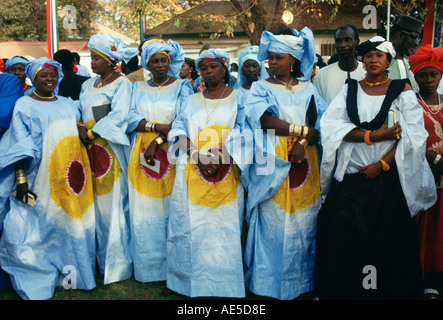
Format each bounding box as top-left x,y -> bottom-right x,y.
87,129 -> 96,141
301,126 -> 308,138
145,121 -> 152,132
16,169 -> 27,184
155,136 -> 164,145
298,138 -> 308,148
77,122 -> 85,128
364,130 -> 373,145
379,159 -> 390,171
289,123 -> 295,136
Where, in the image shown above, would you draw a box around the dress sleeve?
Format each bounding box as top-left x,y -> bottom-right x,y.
92,78 -> 132,146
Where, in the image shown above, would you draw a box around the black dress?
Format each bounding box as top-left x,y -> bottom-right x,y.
314,79 -> 423,300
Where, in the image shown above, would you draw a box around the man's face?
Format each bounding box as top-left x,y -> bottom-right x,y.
397,30 -> 421,58
334,27 -> 359,59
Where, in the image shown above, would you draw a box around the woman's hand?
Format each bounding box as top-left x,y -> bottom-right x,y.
78,126 -> 92,146
154,123 -> 172,137
357,162 -> 383,179
289,141 -> 306,165
304,127 -> 320,145
194,151 -> 220,176
371,123 -> 402,142
144,139 -> 160,166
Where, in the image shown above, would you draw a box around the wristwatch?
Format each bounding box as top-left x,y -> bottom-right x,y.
155,136 -> 164,145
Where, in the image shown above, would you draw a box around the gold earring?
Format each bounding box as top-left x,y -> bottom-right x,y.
290,64 -> 293,72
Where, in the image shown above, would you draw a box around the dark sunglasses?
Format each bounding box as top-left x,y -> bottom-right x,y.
401,31 -> 421,44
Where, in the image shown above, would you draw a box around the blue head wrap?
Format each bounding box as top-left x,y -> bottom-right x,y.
234,46 -> 269,89
88,33 -> 138,65
25,58 -> 64,95
140,39 -> 185,78
258,27 -> 316,81
195,48 -> 230,73
5,57 -> 29,71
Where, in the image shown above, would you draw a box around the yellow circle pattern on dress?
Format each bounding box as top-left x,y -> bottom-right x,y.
272,136 -> 320,214
128,132 -> 175,198
48,135 -> 94,219
84,120 -> 121,196
185,124 -> 239,208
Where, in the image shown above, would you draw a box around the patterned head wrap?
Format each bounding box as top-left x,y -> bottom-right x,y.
5,57 -> 29,71
409,44 -> 443,74
356,36 -> 396,65
88,33 -> 138,66
234,46 -> 269,89
195,48 -> 230,73
141,39 -> 185,77
258,27 -> 316,80
25,58 -> 63,94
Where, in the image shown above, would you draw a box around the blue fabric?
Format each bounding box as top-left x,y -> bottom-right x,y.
234,46 -> 269,90
79,76 -> 133,284
127,79 -> 192,283
0,73 -> 23,137
140,39 -> 185,78
88,33 -> 138,64
258,27 -> 316,81
25,58 -> 64,95
166,89 -> 246,298
0,96 -> 96,300
5,57 -> 29,71
242,80 -> 328,300
195,48 -> 230,72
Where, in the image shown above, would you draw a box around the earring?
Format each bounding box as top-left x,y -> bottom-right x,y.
362,64 -> 366,71
290,64 -> 293,72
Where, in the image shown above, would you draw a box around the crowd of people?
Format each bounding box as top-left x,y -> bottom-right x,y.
0,14 -> 442,301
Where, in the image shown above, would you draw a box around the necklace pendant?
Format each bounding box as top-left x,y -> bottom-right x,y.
206,116 -> 210,125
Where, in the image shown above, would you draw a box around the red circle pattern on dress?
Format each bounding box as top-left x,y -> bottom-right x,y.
88,144 -> 112,178
67,160 -> 86,196
288,155 -> 310,190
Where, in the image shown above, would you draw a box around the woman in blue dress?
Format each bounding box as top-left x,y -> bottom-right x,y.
167,48 -> 247,298
243,27 -> 328,300
0,59 -> 96,300
234,46 -> 268,92
126,39 -> 193,283
78,33 -> 138,285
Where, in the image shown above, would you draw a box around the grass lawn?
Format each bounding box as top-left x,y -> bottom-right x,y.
0,272 -> 278,300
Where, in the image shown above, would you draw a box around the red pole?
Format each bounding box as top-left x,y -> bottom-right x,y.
46,0 -> 52,58
423,0 -> 436,46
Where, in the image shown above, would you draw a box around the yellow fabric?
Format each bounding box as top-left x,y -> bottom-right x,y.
185,125 -> 239,208
128,132 -> 175,198
85,119 -> 121,196
272,136 -> 321,214
48,135 -> 94,219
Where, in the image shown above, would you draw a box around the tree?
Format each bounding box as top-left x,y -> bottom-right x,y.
96,0 -> 433,46
96,0 -> 192,40
0,0 -> 100,42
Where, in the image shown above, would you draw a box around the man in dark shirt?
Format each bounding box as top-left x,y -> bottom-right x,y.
54,49 -> 89,100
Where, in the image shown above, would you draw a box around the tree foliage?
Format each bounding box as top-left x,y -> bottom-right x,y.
0,0 -> 100,41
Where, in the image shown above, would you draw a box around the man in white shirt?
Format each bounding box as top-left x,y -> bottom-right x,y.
314,24 -> 366,104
